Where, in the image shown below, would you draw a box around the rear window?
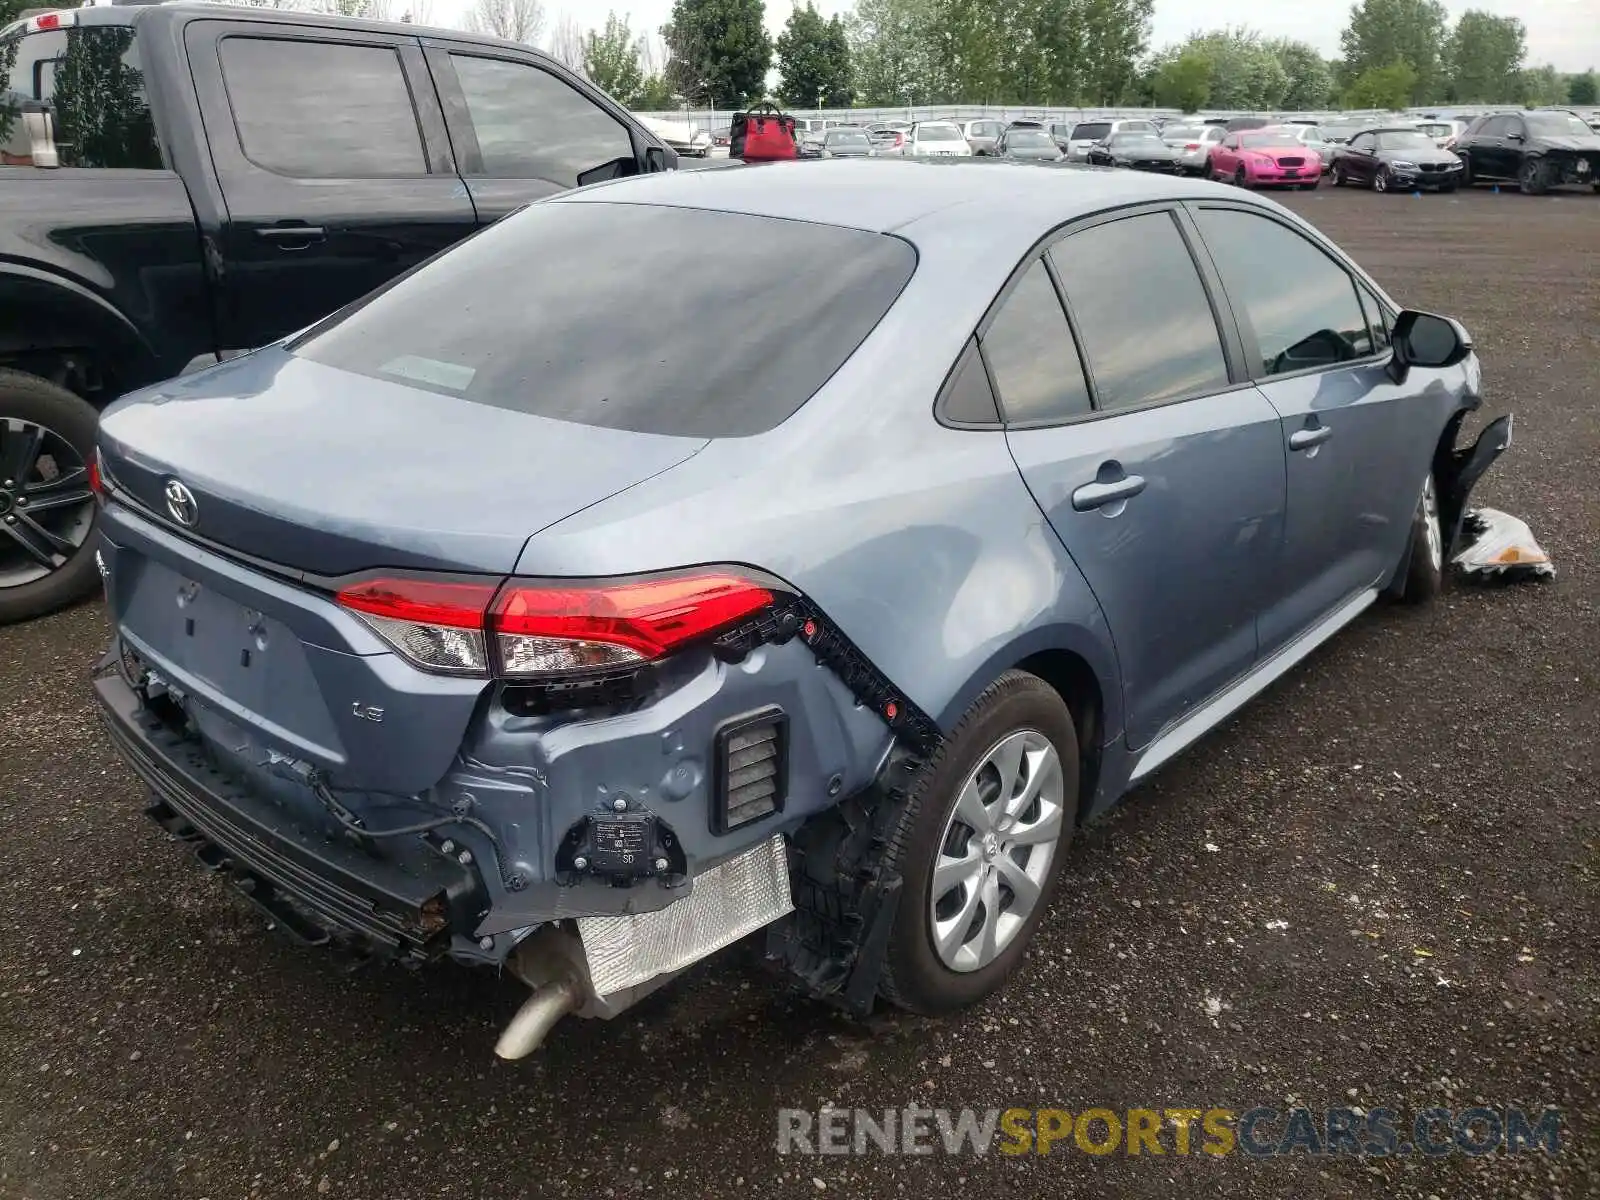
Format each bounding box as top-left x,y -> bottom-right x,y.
292,202 -> 917,438
919,123 -> 962,141
1071,122 -> 1110,139
1,25 -> 162,169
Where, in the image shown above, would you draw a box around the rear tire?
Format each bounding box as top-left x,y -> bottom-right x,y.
879,670 -> 1078,1014
1396,473 -> 1445,604
1332,163 -> 1347,186
0,370 -> 102,624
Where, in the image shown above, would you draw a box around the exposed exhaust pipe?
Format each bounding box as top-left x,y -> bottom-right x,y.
494,973 -> 585,1060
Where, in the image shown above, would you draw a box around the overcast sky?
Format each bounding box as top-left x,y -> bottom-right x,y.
426,0 -> 1598,73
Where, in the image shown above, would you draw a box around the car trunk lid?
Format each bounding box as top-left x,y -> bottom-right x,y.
97,348 -> 708,579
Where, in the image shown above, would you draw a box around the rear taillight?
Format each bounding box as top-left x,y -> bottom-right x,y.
1185,142 -> 1201,150
337,570 -> 776,678
337,578 -> 497,675
88,452 -> 103,500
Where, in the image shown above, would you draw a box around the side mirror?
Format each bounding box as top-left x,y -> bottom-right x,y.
1507,131 -> 1524,142
1388,310 -> 1472,383
645,145 -> 677,173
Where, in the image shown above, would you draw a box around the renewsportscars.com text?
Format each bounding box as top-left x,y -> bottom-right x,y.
776,1105 -> 1562,1158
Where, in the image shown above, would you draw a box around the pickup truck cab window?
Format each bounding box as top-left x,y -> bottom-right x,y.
219,37 -> 429,178
446,53 -> 635,186
0,26 -> 162,169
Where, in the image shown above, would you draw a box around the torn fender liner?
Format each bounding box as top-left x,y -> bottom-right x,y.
1454,509 -> 1556,581
767,746 -> 925,1015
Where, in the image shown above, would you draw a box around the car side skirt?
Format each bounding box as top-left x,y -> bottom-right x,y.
1127,586 -> 1378,785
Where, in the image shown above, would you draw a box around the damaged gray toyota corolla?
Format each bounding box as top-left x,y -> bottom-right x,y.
90,161 -> 1511,1057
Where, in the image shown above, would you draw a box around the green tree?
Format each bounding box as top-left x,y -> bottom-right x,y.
1152,47 -> 1212,112
1517,62 -> 1566,106
1340,0 -> 1448,103
1566,70 -> 1596,105
634,73 -> 677,109
1269,39 -> 1334,110
1343,60 -> 1418,108
846,0 -> 940,105
1445,10 -> 1524,102
1162,30 -> 1286,110
584,12 -> 645,104
1076,0 -> 1154,104
776,3 -> 853,107
662,0 -> 771,108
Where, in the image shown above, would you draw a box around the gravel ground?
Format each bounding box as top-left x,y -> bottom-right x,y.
0,184 -> 1594,1200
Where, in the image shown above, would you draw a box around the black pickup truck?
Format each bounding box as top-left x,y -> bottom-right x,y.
0,0 -> 675,622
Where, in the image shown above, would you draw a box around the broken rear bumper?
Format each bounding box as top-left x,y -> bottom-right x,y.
93,665 -> 484,962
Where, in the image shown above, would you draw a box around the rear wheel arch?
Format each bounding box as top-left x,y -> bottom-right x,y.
1014,648 -> 1104,823
0,268 -> 164,406
934,630 -> 1121,823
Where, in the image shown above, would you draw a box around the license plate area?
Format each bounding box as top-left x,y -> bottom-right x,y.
116,554 -> 342,762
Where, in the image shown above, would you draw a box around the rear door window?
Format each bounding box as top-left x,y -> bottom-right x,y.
1049,211 -> 1229,411
446,53 -> 635,185
292,203 -> 916,437
979,260 -> 1092,424
219,37 -> 427,177
1,26 -> 162,168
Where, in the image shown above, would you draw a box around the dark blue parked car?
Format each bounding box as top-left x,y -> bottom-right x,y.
91,160 -> 1510,1055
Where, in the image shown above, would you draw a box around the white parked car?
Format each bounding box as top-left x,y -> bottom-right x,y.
1064,117 -> 1158,162
1160,123 -> 1227,174
906,121 -> 973,158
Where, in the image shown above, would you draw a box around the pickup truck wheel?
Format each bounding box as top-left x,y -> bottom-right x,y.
879,670 -> 1078,1014
0,370 -> 102,624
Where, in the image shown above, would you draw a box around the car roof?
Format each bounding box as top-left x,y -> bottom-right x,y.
560,159 -> 1237,248
109,1 -> 561,58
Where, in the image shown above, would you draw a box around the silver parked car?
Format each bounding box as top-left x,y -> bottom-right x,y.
820,128 -> 877,159
962,118 -> 1006,156
1161,123 -> 1227,174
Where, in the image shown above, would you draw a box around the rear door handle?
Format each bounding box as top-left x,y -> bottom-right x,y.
1071,474 -> 1147,512
1289,425 -> 1333,451
256,225 -> 326,248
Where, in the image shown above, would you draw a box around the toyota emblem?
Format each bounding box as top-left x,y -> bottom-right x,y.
164,478 -> 199,527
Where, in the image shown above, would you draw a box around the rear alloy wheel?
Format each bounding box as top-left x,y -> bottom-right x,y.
1374,165 -> 1392,193
1332,163 -> 1347,186
1519,158 -> 1550,195
880,670 -> 1077,1014
0,370 -> 101,624
1396,472 -> 1445,604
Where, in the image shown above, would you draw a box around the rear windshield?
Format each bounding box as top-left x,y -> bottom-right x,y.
1008,130 -> 1054,148
1,25 -> 162,169
1071,122 -> 1110,139
292,202 -> 917,438
1162,125 -> 1202,140
919,123 -> 962,140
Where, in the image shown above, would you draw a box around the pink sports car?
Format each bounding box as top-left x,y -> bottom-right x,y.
1208,131 -> 1322,190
